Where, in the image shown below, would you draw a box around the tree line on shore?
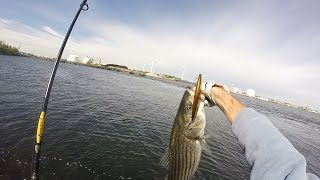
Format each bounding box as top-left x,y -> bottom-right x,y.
0,41 -> 20,56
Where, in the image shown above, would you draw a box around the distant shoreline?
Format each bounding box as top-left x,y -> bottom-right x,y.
63,59 -> 195,88
67,60 -> 320,114
2,54 -> 319,114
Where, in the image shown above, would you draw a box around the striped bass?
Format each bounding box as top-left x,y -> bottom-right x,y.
161,87 -> 207,180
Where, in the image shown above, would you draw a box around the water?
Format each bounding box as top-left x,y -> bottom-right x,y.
0,55 -> 319,179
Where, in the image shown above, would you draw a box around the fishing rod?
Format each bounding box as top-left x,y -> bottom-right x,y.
31,0 -> 89,179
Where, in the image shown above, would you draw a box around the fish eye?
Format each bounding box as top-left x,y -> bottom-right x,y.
187,105 -> 192,111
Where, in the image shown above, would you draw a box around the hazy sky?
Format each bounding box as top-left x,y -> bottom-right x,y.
0,0 -> 319,110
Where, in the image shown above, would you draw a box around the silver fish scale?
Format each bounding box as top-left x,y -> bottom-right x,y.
163,88 -> 206,180
168,138 -> 202,180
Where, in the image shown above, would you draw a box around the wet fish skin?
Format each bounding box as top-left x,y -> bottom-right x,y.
162,87 -> 206,180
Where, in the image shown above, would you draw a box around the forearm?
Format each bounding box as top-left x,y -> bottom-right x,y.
211,86 -> 244,124
232,108 -> 314,179
211,86 -> 318,179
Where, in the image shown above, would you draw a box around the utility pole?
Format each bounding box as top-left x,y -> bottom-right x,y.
143,63 -> 146,71
150,59 -> 155,73
181,66 -> 185,80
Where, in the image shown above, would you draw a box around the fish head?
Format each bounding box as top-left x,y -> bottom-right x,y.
175,87 -> 206,140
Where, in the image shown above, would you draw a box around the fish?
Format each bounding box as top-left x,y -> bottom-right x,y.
161,86 -> 207,180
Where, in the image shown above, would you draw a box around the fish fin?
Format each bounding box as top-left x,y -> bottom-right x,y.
199,138 -> 211,153
160,147 -> 169,169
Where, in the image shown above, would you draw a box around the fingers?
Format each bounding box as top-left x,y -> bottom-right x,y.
190,81 -> 228,107
201,82 -> 216,107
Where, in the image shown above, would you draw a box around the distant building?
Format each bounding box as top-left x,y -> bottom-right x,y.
67,55 -> 80,63
230,84 -> 234,93
247,89 -> 255,97
82,56 -> 93,64
234,87 -> 243,94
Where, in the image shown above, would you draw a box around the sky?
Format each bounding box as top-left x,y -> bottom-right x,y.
0,0 -> 319,110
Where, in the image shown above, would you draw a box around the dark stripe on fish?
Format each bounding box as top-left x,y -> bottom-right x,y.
182,146 -> 187,180
168,144 -> 199,180
185,146 -> 190,179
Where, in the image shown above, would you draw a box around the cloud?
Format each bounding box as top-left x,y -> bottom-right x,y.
0,0 -> 319,110
0,17 -> 14,25
41,26 -> 64,39
0,18 -> 80,56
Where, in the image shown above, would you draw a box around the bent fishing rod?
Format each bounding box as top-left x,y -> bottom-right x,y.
31,0 -> 89,179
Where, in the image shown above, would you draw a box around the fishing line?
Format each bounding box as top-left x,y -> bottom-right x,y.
31,1 -> 89,179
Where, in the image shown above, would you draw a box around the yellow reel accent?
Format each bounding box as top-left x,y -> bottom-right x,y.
36,111 -> 46,144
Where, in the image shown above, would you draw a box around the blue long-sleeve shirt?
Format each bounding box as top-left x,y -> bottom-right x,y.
232,108 -> 319,180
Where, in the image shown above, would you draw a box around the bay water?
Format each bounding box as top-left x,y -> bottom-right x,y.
0,55 -> 319,179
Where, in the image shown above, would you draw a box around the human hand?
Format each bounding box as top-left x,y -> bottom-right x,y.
201,81 -> 229,107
